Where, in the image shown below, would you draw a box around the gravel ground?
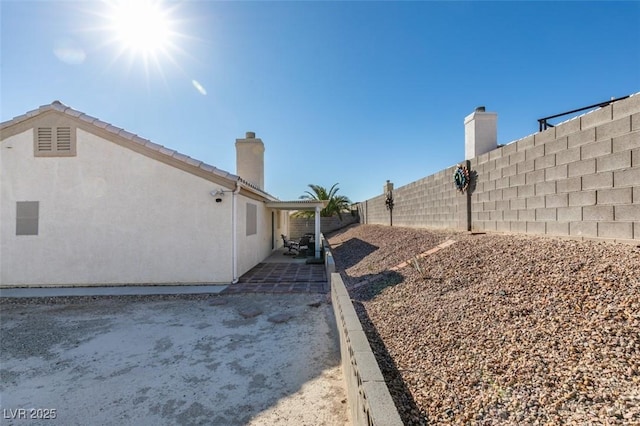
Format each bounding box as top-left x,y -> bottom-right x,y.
327,224 -> 640,425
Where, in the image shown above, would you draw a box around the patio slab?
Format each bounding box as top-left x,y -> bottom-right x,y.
224,262 -> 328,294
240,263 -> 326,284
0,293 -> 349,425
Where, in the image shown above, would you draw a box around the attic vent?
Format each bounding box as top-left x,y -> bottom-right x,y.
34,126 -> 76,157
37,128 -> 53,151
56,127 -> 72,151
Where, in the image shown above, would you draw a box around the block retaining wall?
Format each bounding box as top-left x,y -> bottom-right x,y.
330,272 -> 403,426
322,235 -> 336,277
357,94 -> 640,242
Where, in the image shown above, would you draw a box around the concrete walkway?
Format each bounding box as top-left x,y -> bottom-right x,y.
0,293 -> 349,425
0,285 -> 227,298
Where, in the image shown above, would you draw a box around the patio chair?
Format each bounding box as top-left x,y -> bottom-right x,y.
298,236 -> 311,256
281,234 -> 300,255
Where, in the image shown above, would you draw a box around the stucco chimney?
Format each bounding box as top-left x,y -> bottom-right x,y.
236,131 -> 265,190
464,107 -> 497,160
383,180 -> 394,194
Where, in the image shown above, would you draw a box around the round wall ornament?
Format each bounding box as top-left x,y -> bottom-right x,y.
453,164 -> 470,193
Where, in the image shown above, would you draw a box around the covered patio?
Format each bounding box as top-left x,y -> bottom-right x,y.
223,200 -> 330,294
267,200 -> 328,259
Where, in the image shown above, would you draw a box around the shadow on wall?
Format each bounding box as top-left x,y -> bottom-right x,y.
469,169 -> 479,194
325,237 -> 379,271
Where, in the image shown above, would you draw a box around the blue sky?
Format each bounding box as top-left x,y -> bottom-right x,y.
2,1 -> 639,202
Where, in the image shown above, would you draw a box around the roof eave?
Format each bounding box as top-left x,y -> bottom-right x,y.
265,200 -> 329,211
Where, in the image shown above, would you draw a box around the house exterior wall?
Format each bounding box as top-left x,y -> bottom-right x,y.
235,197 -> 278,278
356,94 -> 640,242
1,128 -> 235,286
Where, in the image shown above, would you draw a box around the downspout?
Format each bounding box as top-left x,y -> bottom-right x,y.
231,181 -> 241,284
314,206 -> 321,259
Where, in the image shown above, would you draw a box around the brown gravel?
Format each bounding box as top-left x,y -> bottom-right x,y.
327,224 -> 640,425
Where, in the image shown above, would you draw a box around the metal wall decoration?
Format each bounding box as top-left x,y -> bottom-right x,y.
385,191 -> 394,211
385,191 -> 394,226
453,164 -> 470,193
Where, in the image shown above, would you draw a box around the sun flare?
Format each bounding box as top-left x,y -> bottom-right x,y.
109,0 -> 172,55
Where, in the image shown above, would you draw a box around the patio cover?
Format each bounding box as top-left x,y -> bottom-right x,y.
266,200 -> 328,258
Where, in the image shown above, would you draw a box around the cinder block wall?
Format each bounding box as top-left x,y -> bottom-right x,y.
357,94 -> 639,242
288,215 -> 359,239
358,167 -> 462,229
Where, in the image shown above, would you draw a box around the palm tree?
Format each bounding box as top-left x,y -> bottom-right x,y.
297,183 -> 352,219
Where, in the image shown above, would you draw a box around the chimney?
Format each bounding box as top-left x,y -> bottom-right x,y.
464,106 -> 497,160
235,131 -> 265,190
383,180 -> 394,194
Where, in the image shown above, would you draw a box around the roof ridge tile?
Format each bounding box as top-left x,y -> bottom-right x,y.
184,157 -> 202,167
92,119 -> 110,129
171,152 -> 190,162
199,163 -> 216,173
117,129 -> 136,140
131,135 -> 150,146
143,140 -> 163,151
158,146 -> 176,156
65,109 -> 83,118
50,102 -> 66,112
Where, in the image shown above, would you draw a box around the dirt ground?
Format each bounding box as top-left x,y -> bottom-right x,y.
0,293 -> 349,426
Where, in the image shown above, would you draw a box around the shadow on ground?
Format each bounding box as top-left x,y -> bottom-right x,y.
326,237 -> 379,271
346,270 -> 404,301
352,299 -> 428,425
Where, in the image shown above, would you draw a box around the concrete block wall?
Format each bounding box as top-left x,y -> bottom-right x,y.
288,215 -> 359,239
357,193 -> 387,225
323,235 -> 336,277
470,94 -> 639,242
356,93 -> 640,242
357,165 -> 462,229
330,273 -> 403,426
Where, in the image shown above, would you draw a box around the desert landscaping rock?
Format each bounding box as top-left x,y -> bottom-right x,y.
328,224 -> 640,425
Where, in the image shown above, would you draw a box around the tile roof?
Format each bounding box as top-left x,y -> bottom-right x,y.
1,101 -> 275,200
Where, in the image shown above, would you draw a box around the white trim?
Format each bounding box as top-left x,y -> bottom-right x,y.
314,206 -> 321,258
232,182 -> 241,284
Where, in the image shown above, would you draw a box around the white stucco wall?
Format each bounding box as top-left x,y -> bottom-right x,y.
1,128 -> 234,286
235,198 -> 276,278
